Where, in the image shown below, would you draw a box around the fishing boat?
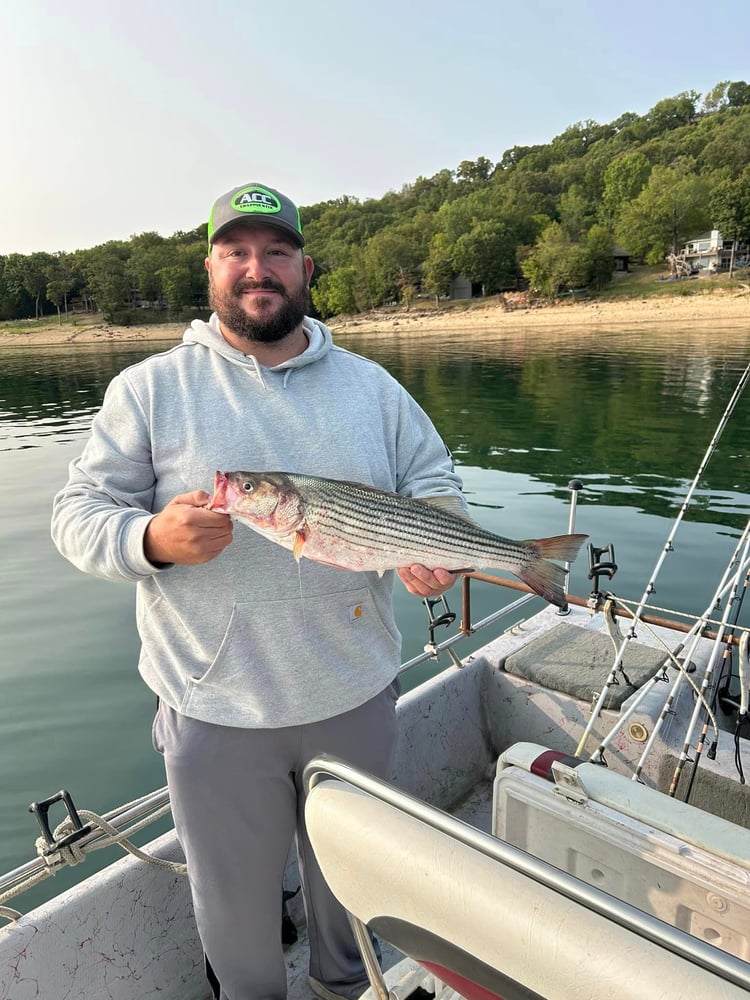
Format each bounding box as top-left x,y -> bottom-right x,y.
2,376 -> 750,1000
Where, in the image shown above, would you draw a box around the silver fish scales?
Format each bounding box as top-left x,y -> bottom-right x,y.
208,471 -> 588,608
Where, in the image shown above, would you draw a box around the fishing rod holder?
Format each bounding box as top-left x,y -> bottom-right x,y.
422,594 -> 462,668
587,543 -> 618,607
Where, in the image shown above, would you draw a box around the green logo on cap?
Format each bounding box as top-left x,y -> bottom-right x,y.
231,185 -> 281,215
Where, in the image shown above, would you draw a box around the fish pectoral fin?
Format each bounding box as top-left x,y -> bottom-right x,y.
293,530 -> 307,562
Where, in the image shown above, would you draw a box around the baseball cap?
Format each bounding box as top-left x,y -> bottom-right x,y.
207,183 -> 305,249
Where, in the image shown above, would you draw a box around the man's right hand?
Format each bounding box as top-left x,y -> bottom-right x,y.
144,491 -> 233,566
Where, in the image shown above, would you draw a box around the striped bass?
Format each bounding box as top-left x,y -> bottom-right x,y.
208,471 -> 588,608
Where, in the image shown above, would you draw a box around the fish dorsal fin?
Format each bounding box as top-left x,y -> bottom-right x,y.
418,494 -> 479,525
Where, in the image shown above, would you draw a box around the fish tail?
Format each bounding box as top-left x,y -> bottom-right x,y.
516,533 -> 588,608
531,533 -> 589,564
516,559 -> 568,608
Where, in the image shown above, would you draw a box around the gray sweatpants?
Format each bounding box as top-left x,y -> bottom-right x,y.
152,683 -> 399,1000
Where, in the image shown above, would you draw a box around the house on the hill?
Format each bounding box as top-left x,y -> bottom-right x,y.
449,274 -> 482,299
681,230 -> 750,273
612,246 -> 632,274
612,246 -> 631,273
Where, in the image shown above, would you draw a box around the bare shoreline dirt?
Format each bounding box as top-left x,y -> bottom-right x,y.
1,288 -> 748,348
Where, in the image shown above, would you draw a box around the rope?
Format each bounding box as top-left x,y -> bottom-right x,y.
0,800 -> 186,924
38,805 -> 187,873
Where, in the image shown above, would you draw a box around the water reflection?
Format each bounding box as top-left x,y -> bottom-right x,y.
0,343 -> 173,449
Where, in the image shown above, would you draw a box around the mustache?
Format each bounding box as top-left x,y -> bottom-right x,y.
233,278 -> 287,295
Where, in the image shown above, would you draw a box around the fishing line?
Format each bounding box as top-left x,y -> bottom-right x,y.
576,361 -> 750,759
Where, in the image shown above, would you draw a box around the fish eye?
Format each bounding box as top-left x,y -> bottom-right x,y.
241,481 -> 254,493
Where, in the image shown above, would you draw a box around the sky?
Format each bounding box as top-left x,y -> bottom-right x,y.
2,0 -> 749,255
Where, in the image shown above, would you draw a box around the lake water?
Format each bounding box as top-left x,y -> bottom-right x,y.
2,321 -> 749,909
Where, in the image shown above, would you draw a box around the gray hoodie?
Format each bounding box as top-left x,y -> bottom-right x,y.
51,315 -> 466,728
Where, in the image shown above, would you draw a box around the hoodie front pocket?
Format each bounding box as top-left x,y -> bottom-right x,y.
181,586 -> 400,727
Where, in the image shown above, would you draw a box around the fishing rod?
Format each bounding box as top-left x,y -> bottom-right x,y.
574,361 -> 750,758
736,631 -> 749,783
683,568 -> 750,800
584,538 -> 750,774
668,536 -> 750,798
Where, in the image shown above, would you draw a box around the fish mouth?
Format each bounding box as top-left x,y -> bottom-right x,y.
207,470 -> 229,511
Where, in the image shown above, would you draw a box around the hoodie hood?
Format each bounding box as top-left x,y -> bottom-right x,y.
183,312 -> 333,377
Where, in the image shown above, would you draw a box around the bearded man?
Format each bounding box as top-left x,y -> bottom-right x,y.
52,182 -> 466,1000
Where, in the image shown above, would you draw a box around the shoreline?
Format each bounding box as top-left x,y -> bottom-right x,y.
1,288 -> 748,348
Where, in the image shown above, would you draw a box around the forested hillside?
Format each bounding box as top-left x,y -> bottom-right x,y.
2,81 -> 749,324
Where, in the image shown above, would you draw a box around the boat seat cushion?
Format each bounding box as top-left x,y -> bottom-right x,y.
502,622 -> 669,708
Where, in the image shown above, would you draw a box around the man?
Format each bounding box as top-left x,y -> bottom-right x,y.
51,182 -> 465,1000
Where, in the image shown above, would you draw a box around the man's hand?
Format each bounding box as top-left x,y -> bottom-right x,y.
144,490 -> 233,566
397,565 -> 458,598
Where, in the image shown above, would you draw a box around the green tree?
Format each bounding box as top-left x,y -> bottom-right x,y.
710,168 -> 750,275
456,156 -> 493,189
727,81 -> 750,107
159,264 -> 193,316
452,220 -> 518,295
646,91 -> 700,132
158,242 -> 208,316
4,251 -> 56,318
46,279 -> 68,324
615,166 -> 711,263
558,184 -> 595,241
44,252 -> 82,323
362,223 -> 426,306
599,152 -> 651,228
697,108 -> 750,177
311,266 -> 360,317
0,257 -> 31,319
128,232 -> 171,305
422,232 -> 454,302
702,81 -> 730,113
78,242 -> 131,320
585,224 -> 615,289
521,222 -> 590,297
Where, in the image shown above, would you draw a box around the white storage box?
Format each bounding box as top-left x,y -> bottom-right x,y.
493,742 -> 750,961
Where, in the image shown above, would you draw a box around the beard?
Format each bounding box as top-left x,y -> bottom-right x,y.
209,272 -> 311,344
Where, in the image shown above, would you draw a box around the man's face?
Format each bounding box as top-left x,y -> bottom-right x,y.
206,224 -> 314,343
